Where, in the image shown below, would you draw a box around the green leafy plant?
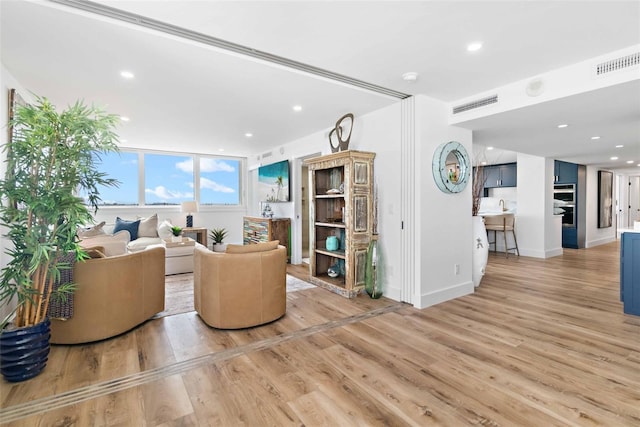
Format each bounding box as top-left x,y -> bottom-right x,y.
171,226 -> 183,237
209,228 -> 228,244
0,96 -> 120,329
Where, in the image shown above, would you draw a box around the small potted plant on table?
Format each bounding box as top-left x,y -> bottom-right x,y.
170,226 -> 183,243
210,228 -> 228,252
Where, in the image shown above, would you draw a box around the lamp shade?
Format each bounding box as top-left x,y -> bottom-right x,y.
181,201 -> 198,213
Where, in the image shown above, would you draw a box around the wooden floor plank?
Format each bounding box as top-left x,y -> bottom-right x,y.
2,242 -> 640,426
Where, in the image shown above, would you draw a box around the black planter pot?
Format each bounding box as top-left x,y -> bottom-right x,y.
0,318 -> 51,382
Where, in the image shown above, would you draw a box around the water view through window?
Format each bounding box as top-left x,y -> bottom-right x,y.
92,151 -> 138,205
144,153 -> 193,205
91,151 -> 241,206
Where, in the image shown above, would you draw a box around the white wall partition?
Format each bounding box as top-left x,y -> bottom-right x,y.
414,95 -> 474,309
516,154 -> 563,258
400,97 -> 417,304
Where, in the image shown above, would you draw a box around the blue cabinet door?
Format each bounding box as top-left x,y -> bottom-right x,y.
562,226 -> 578,249
483,166 -> 500,188
499,163 -> 517,187
555,160 -> 578,184
621,232 -> 640,316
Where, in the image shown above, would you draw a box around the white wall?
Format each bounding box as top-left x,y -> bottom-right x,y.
516,154 -> 562,258
585,165 -> 617,247
415,95 -> 474,309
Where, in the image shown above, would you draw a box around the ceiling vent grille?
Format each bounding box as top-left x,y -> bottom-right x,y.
596,52 -> 640,75
452,95 -> 498,114
261,151 -> 273,159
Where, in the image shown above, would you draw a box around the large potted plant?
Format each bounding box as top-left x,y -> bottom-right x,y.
0,96 -> 119,382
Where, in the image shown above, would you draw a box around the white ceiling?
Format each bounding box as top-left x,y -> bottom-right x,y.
2,0 -> 639,170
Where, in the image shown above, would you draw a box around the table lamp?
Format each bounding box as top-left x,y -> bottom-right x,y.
181,200 -> 198,227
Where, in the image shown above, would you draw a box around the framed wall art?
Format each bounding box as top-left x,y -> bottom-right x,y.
258,159 -> 290,202
598,170 -> 613,228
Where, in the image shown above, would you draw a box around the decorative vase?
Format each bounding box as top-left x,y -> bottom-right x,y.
172,235 -> 182,243
365,237 -> 382,299
326,236 -> 339,251
472,216 -> 489,288
0,318 -> 51,382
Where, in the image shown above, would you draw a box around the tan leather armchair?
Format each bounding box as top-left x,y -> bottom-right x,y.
50,246 -> 166,344
193,242 -> 286,329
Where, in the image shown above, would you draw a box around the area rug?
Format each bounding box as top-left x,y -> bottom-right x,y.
153,273 -> 315,319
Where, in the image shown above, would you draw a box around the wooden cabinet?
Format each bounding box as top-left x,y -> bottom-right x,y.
243,216 -> 290,261
304,150 -> 375,298
621,231 -> 640,316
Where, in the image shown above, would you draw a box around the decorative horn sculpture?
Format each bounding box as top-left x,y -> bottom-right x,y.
328,113 -> 354,153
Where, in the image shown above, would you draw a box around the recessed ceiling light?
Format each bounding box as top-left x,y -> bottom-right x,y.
591,136 -> 600,140
120,70 -> 134,79
616,145 -> 624,148
467,42 -> 483,52
218,148 -> 224,152
402,72 -> 419,82
292,105 -> 302,112
627,160 -> 634,164
120,139 -> 127,143
120,116 -> 130,122
487,146 -> 494,150
557,124 -> 568,128
610,156 -> 619,160
245,133 -> 253,138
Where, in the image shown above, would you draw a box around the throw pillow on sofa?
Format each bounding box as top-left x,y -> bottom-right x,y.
78,221 -> 106,238
137,213 -> 159,238
114,217 -> 141,240
157,219 -> 174,240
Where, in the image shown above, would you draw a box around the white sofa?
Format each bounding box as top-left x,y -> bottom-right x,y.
78,214 -> 202,274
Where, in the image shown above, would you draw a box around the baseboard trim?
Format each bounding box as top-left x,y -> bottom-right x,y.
586,236 -> 617,248
416,281 -> 473,310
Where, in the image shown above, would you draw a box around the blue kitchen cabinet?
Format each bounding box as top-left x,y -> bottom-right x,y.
482,162 -> 517,189
621,231 -> 640,316
554,160 -> 578,184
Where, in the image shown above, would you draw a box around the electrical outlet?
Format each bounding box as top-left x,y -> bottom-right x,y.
454,264 -> 460,275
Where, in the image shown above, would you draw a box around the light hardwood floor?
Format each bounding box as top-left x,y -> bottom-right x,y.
1,242 -> 639,426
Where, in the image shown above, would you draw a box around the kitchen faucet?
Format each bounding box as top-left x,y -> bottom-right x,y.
499,199 -> 506,212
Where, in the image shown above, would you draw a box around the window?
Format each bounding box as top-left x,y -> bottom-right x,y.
144,153 -> 193,205
91,149 -> 243,207
199,157 -> 240,205
91,151 -> 139,205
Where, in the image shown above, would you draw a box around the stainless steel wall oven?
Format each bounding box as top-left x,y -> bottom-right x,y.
554,184 -> 576,227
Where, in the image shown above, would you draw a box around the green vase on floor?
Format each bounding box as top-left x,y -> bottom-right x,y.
365,237 -> 382,299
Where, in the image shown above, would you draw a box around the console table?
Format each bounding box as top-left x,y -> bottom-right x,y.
183,227 -> 207,248
243,216 -> 290,261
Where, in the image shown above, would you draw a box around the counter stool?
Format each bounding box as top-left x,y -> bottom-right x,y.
485,214 -> 520,257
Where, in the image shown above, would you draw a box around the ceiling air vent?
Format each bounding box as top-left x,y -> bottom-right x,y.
261,151 -> 273,159
596,52 -> 640,75
453,94 -> 498,114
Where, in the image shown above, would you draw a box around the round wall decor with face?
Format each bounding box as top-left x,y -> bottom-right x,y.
432,141 -> 470,193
